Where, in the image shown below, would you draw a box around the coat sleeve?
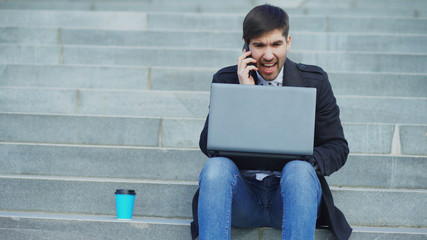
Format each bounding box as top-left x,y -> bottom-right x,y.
312,71 -> 349,176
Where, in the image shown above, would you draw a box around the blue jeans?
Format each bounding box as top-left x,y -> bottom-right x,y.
198,157 -> 322,240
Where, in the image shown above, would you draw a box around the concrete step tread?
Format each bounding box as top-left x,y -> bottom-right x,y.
2,27 -> 426,54
3,43 -> 427,54
1,211 -> 426,240
2,63 -> 426,75
3,85 -> 427,98
1,141 -> 426,157
1,45 -> 426,73
1,9 -> 426,34
1,88 -> 426,125
1,142 -> 425,189
2,63 -> 427,74
0,173 -> 198,186
0,210 -> 191,225
1,83 -> 426,99
0,0 -> 424,8
2,26 -> 427,35
1,112 -> 426,155
0,4 -> 425,16
0,175 -> 425,227
1,210 -> 427,235
2,8 -> 427,17
1,173 -> 426,193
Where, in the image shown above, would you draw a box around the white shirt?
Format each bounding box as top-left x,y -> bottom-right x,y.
256,67 -> 284,86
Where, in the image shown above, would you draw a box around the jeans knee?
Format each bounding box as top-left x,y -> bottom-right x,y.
199,157 -> 238,184
280,160 -> 319,191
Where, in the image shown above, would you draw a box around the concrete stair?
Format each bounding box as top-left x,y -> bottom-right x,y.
0,0 -> 426,239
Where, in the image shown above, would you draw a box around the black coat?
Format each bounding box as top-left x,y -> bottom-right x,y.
191,58 -> 352,240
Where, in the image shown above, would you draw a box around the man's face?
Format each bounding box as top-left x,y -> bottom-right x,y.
249,28 -> 291,81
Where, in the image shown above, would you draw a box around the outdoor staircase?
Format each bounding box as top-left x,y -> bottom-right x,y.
0,0 -> 426,239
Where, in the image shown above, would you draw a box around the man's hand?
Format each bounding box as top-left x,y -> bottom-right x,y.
237,50 -> 258,85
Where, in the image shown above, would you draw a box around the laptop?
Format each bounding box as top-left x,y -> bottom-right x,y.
206,83 -> 316,171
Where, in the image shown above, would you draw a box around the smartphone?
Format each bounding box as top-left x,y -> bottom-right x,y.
242,42 -> 254,77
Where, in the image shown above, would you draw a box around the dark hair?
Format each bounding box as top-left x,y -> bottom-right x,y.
242,4 -> 290,43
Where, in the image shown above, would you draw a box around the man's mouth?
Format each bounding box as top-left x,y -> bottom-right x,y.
261,63 -> 277,74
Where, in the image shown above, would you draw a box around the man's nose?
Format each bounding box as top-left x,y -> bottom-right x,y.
263,48 -> 274,61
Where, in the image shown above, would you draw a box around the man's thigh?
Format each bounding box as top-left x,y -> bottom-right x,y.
231,176 -> 266,228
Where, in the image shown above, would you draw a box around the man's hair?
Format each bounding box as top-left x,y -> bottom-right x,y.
242,4 -> 290,44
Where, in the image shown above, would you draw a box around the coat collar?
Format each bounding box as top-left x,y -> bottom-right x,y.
283,58 -> 310,87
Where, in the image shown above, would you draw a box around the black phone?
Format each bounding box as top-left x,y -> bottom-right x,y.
242,42 -> 252,59
242,42 -> 254,77
242,42 -> 250,52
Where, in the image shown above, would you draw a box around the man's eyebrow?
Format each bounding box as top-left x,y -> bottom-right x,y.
252,41 -> 265,46
252,39 -> 284,46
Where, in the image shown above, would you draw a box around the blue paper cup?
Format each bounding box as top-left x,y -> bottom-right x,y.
115,189 -> 136,220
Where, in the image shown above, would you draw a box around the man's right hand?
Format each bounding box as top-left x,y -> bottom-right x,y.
237,50 -> 258,85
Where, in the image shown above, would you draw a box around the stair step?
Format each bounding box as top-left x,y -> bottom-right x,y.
328,72 -> 427,98
1,10 -> 426,33
1,88 -> 426,124
0,211 -> 192,240
1,113 -> 426,155
1,44 -> 426,73
0,64 -> 152,90
400,125 -> 427,155
2,27 -> 427,53
303,0 -> 427,9
0,175 -> 425,228
0,0 -> 426,16
146,13 -> 427,33
0,0 -> 274,14
0,143 -> 426,189
264,225 -> 427,240
0,143 -> 206,182
0,87 -> 211,118
1,64 -> 426,97
290,8 -> 427,18
0,10 -> 148,31
1,211 -> 426,240
0,113 -> 162,147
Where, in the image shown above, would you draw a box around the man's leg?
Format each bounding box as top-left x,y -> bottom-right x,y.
198,157 -> 263,240
270,160 -> 322,240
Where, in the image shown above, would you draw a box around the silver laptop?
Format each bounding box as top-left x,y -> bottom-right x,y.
207,83 -> 316,171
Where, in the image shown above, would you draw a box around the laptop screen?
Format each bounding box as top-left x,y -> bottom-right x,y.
206,83 -> 316,170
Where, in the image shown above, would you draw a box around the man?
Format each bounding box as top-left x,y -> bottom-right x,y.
191,4 -> 352,240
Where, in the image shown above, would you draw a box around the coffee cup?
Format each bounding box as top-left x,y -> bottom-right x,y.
115,189 -> 136,220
